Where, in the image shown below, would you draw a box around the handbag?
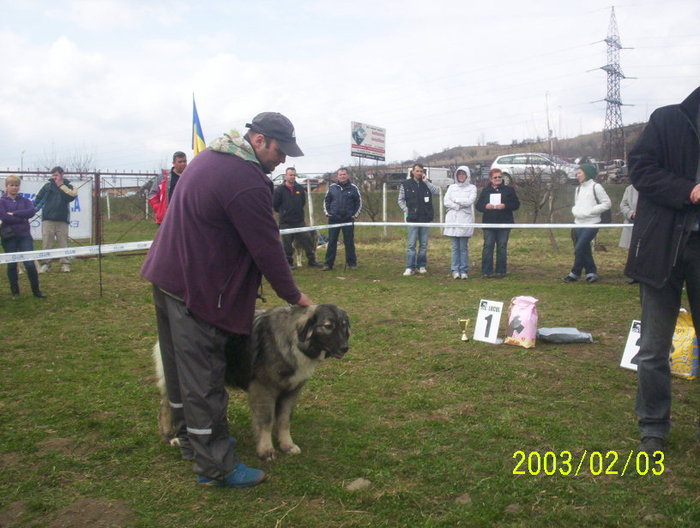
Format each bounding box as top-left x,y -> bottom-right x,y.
0,224 -> 15,239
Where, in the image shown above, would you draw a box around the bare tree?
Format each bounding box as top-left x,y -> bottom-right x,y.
515,166 -> 569,250
349,168 -> 382,222
37,148 -> 96,179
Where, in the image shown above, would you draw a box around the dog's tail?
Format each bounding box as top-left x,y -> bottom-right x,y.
153,341 -> 177,444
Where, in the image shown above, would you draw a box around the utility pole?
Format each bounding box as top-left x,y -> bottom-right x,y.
600,6 -> 627,161
545,92 -> 553,156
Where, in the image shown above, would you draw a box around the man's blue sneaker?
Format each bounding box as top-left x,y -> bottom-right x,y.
196,463 -> 267,488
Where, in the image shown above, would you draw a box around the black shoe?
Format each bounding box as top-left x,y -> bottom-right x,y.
638,436 -> 665,461
322,265 -> 333,271
33,291 -> 47,298
562,274 -> 578,283
308,261 -> 323,268
627,278 -> 639,285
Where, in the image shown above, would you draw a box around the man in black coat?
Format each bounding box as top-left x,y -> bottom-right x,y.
624,85 -> 700,456
272,167 -> 322,268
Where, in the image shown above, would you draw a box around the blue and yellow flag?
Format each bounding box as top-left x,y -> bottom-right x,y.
192,95 -> 206,156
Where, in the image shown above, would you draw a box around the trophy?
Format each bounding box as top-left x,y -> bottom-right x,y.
458,319 -> 471,341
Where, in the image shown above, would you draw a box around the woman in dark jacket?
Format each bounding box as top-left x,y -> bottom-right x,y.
475,168 -> 520,278
0,175 -> 45,298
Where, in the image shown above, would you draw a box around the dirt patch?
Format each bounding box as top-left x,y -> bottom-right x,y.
45,498 -> 135,528
37,433 -> 102,458
0,501 -> 27,528
38,437 -> 74,455
0,453 -> 22,468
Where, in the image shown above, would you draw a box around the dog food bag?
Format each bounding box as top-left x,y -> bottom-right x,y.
670,310 -> 699,380
504,296 -> 539,348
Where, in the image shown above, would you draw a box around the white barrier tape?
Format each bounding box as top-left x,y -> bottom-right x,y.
280,222 -> 630,233
0,241 -> 152,265
0,222 -> 629,264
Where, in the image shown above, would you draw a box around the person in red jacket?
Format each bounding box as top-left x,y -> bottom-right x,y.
141,112 -> 313,489
148,152 -> 187,224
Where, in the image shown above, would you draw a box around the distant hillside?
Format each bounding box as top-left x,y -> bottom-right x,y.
384,122 -> 646,172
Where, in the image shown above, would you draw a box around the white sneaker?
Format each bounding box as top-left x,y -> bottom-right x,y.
418,267 -> 427,274
452,272 -> 460,279
403,268 -> 414,276
460,273 -> 468,280
39,264 -> 50,273
61,264 -> 71,273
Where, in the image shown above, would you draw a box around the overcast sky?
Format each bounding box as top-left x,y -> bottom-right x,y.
0,0 -> 698,175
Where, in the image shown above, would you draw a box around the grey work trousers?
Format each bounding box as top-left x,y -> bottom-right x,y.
636,234 -> 700,439
152,286 -> 239,480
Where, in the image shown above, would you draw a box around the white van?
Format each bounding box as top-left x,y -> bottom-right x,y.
404,167 -> 452,189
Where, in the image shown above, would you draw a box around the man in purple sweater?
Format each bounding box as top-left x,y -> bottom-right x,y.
141,112 -> 312,488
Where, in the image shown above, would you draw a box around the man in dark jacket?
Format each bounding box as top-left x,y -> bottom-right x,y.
272,167 -> 322,268
35,166 -> 77,272
624,85 -> 700,456
398,163 -> 439,275
322,168 -> 362,270
141,112 -> 313,488
475,168 -> 520,278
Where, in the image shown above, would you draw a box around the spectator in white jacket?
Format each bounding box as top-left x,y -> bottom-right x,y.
443,166 -> 477,279
562,164 -> 611,283
618,184 -> 639,249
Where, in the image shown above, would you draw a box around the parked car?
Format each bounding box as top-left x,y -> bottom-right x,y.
270,173 -> 322,190
489,153 -> 579,184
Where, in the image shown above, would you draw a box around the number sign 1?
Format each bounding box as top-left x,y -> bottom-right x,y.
474,299 -> 504,343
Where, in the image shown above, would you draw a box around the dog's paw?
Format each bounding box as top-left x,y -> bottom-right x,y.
280,443 -> 301,456
257,446 -> 277,461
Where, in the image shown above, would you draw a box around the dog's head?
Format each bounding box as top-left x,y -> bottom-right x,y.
297,304 -> 350,360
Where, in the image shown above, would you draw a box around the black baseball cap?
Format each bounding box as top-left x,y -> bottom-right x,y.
245,112 -> 304,157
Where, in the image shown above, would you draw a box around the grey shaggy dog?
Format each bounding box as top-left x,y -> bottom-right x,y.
154,303 -> 350,461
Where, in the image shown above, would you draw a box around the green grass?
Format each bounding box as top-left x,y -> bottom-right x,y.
1,210 -> 699,527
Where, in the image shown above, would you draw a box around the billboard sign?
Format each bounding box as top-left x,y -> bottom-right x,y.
2,175 -> 94,240
351,121 -> 386,161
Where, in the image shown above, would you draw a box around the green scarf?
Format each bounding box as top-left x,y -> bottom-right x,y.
207,130 -> 260,166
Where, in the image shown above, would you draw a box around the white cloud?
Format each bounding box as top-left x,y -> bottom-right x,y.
0,0 -> 698,173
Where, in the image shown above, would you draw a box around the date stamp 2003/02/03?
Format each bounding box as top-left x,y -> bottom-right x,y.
512,450 -> 665,477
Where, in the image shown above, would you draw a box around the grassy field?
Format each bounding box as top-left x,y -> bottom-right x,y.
1,211 -> 699,527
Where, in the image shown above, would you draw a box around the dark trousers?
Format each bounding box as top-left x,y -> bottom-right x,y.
636,235 -> 700,439
481,228 -> 511,275
570,227 -> 599,276
325,218 -> 356,268
280,221 -> 317,264
152,286 -> 239,480
2,235 -> 41,295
